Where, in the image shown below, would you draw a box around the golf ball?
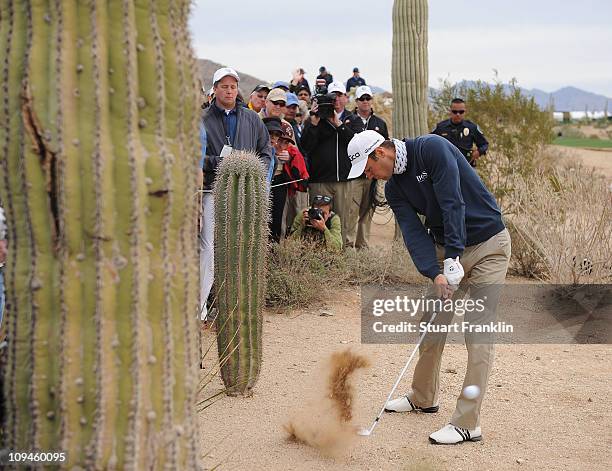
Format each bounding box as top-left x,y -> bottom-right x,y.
463,385 -> 480,399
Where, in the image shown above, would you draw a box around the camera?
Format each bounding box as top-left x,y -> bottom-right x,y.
311,80 -> 336,119
306,206 -> 324,226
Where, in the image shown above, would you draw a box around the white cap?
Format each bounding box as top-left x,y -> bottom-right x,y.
328,81 -> 346,94
212,67 -> 240,85
347,130 -> 386,179
356,85 -> 373,99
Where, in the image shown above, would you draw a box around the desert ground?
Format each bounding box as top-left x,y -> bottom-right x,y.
198,148 -> 611,470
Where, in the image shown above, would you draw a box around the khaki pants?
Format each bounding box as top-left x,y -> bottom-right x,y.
283,190 -> 309,237
410,228 -> 511,429
347,178 -> 375,249
308,182 -> 351,247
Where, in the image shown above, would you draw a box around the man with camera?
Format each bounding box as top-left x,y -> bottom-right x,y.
300,81 -> 355,247
431,98 -> 488,167
290,195 -> 342,250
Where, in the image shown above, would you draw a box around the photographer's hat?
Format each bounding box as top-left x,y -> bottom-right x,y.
347,130 -> 385,179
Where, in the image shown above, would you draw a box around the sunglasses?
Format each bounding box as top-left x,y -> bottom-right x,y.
451,109 -> 465,114
271,101 -> 286,107
357,96 -> 372,101
312,195 -> 332,204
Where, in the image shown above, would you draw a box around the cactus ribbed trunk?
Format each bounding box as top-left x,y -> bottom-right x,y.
392,0 -> 429,138
0,2 -> 201,469
213,151 -> 268,396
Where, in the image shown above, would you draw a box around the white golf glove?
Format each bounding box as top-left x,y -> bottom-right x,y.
443,257 -> 464,289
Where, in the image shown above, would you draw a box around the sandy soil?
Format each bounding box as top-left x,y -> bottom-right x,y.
197,154 -> 611,470
199,286 -> 611,471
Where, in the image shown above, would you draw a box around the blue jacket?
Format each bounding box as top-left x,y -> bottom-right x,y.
385,134 -> 505,280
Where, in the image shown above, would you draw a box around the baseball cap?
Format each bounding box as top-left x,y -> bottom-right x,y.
267,88 -> 287,103
212,67 -> 240,85
353,67 -> 360,73
263,117 -> 283,134
328,81 -> 346,95
252,84 -> 270,93
347,130 -> 386,179
285,92 -> 299,107
355,85 -> 373,99
296,85 -> 311,95
272,81 -> 290,91
280,119 -> 295,144
319,66 -> 326,73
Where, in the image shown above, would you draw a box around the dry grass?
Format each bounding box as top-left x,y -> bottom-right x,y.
509,159 -> 611,284
266,238 -> 420,309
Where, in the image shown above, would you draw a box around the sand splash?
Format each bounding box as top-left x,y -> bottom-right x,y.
284,349 -> 370,457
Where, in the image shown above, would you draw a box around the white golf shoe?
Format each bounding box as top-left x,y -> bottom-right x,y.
384,395 -> 439,413
429,424 -> 482,445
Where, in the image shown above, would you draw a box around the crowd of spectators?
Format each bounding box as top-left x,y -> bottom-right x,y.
199,65 -> 380,320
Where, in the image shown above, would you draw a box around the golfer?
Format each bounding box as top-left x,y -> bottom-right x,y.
347,131 -> 511,445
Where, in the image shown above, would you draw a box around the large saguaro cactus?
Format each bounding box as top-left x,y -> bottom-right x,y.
392,0 -> 429,138
213,151 -> 268,396
0,2 -> 201,469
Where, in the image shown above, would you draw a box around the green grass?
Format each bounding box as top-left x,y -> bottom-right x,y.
554,137 -> 612,148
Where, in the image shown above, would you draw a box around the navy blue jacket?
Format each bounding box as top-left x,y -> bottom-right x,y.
385,134 -> 505,280
431,119 -> 488,166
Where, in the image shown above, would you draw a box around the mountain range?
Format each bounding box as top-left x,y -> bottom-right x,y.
197,59 -> 610,112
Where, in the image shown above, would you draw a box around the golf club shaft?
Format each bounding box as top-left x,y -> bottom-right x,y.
366,310 -> 439,434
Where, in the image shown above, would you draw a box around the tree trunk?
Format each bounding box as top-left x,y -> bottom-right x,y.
0,1 -> 201,469
392,0 -> 429,138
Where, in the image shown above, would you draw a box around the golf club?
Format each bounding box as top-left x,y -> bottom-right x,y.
357,309 -> 439,437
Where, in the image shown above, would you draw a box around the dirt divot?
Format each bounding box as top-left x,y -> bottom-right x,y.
284,349 -> 370,457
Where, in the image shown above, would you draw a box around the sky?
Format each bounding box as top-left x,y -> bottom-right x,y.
189,0 -> 612,97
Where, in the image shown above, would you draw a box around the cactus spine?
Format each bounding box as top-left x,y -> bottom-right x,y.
392,0 -> 429,138
213,151 -> 268,396
0,1 -> 201,469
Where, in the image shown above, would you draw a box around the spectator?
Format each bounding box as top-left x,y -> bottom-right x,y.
200,67 -> 273,320
247,84 -> 270,113
296,85 -> 312,106
271,81 -> 290,92
290,195 -> 342,250
0,205 -> 6,328
300,84 -> 355,247
316,66 -> 333,87
259,88 -> 287,119
289,68 -> 310,94
345,85 -> 389,249
284,92 -> 304,152
264,118 -> 308,242
328,81 -> 352,123
346,67 -> 366,91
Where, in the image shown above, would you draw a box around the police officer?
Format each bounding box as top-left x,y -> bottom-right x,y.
432,98 -> 488,167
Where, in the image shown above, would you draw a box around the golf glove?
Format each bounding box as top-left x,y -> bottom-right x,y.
443,257 -> 464,288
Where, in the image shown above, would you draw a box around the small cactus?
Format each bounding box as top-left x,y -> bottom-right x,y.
213,150 -> 269,396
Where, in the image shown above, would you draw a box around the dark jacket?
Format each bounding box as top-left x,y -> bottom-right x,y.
202,99 -> 273,190
300,112 -> 355,183
346,76 -> 366,90
431,119 -> 488,166
289,78 -> 310,94
385,134 -> 505,280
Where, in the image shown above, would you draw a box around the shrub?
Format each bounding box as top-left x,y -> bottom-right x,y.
266,239 -> 420,309
510,161 -> 611,284
430,78 -> 555,210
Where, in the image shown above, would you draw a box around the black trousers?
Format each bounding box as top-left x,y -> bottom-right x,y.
270,176 -> 288,243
